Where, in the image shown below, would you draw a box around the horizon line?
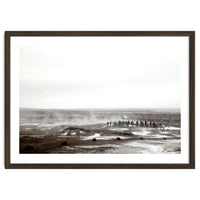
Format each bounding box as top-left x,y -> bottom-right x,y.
20,107 -> 181,110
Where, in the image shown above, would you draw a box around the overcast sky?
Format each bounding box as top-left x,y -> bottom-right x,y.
19,37 -> 186,109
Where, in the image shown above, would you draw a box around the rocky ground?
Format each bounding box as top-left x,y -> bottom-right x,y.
20,124 -> 181,154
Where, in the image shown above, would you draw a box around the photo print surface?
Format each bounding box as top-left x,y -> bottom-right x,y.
19,36 -> 185,154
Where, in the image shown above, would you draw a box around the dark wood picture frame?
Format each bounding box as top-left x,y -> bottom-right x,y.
5,31 -> 195,169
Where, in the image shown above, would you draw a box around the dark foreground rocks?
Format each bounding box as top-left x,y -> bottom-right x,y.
24,145 -> 34,152
61,141 -> 68,146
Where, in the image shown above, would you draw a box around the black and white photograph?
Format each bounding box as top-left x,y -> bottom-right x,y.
19,35 -> 182,154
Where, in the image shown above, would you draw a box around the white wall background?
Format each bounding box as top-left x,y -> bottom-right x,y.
0,0 -> 199,200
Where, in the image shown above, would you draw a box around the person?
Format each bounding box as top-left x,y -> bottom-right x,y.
109,122 -> 112,127
153,122 -> 158,128
125,121 -> 127,126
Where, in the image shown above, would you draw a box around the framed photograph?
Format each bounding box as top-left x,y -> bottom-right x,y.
5,31 -> 195,169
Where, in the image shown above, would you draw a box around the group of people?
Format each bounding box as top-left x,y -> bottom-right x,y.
107,120 -> 159,128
